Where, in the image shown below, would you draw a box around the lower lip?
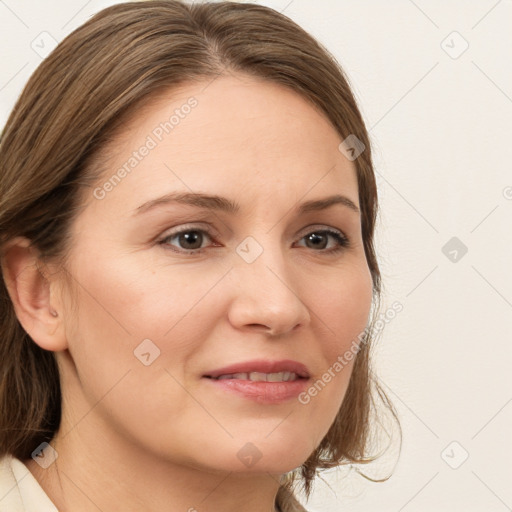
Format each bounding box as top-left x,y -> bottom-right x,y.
203,377 -> 310,404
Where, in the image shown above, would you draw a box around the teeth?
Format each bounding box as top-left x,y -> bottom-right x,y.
249,372 -> 267,381
215,372 -> 298,382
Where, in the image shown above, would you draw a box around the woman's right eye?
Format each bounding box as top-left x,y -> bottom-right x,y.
159,228 -> 215,254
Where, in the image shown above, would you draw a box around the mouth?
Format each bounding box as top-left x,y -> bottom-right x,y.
205,371 -> 306,382
203,359 -> 310,380
202,360 -> 310,403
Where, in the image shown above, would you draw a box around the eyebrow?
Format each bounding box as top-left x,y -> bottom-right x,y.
133,192 -> 360,216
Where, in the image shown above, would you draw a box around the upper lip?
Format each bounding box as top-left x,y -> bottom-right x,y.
203,359 -> 310,379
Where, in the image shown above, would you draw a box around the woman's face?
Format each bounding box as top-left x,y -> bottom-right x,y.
57,73 -> 373,474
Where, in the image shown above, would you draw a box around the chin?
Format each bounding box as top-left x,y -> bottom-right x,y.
196,435 -> 316,475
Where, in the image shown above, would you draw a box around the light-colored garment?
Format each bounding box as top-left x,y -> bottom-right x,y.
0,454 -> 58,512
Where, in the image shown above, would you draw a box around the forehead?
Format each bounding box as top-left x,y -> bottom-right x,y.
85,73 -> 359,216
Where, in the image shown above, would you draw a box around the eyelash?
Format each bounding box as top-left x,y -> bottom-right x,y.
157,225 -> 350,256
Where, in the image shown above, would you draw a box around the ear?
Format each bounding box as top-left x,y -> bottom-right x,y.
0,237 -> 68,352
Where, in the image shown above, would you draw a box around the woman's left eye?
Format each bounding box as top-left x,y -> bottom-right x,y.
158,227 -> 349,254
295,229 -> 349,253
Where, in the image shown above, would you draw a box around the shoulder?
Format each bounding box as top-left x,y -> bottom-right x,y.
0,453 -> 58,512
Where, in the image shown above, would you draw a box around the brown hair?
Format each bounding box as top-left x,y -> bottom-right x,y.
0,1 -> 399,510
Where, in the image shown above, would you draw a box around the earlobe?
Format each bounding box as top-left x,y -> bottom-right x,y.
0,236 -> 68,352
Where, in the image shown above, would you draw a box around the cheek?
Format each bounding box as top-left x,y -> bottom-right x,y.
59,255 -> 210,455
61,252 -> 231,418
67,247 -> 228,337
310,263 -> 374,358
297,263 -> 373,433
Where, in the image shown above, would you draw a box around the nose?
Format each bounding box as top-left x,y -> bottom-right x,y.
227,245 -> 311,337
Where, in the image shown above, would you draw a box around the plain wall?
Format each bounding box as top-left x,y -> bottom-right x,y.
1,1 -> 511,510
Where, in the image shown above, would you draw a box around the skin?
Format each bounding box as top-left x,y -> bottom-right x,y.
3,73 -> 373,512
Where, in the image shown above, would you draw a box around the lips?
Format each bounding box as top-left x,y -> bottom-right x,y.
203,359 -> 311,403
203,359 -> 310,380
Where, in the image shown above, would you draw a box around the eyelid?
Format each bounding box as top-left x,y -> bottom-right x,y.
296,223 -> 346,238
159,222 -> 219,240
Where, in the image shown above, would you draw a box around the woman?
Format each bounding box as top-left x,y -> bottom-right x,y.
0,1 -> 398,511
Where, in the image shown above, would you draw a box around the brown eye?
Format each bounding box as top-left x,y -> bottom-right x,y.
176,231 -> 203,250
297,230 -> 349,253
304,232 -> 328,249
160,229 -> 212,253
